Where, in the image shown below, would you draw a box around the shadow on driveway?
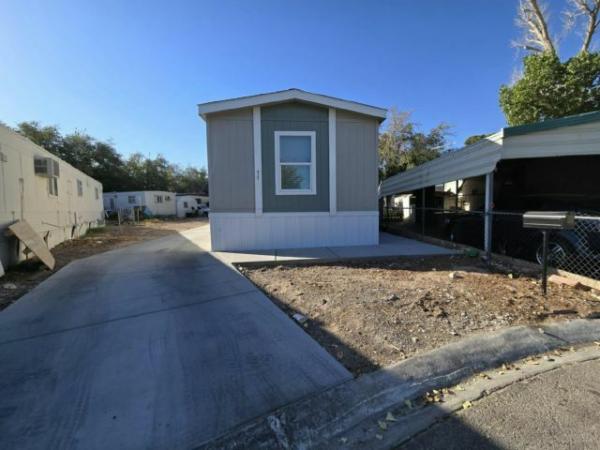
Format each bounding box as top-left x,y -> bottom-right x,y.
0,229 -> 350,449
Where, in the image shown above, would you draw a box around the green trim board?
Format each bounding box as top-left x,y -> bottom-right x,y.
504,110 -> 600,137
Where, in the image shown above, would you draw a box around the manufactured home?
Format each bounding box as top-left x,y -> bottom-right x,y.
103,191 -> 176,217
176,194 -> 208,218
198,89 -> 386,251
0,124 -> 104,268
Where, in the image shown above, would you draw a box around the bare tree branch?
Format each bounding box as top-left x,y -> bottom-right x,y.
513,0 -> 556,54
568,0 -> 600,52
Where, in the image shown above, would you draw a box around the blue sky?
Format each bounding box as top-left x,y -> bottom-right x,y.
0,0 -> 585,168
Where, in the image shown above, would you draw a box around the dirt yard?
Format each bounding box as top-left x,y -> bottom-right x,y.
0,218 -> 207,311
242,255 -> 600,376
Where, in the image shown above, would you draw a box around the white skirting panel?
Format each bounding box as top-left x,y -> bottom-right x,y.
210,211 -> 379,251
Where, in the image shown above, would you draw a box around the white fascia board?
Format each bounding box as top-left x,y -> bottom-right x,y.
197,89 -> 387,121
501,121 -> 600,159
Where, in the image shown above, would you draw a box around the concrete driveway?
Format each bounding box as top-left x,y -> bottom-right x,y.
0,226 -> 351,449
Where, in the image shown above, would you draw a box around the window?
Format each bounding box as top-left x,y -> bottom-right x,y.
128,195 -> 136,204
274,131 -> 316,195
48,177 -> 58,196
165,195 -> 171,201
77,179 -> 83,197
183,201 -> 188,208
155,195 -> 163,203
95,187 -> 99,200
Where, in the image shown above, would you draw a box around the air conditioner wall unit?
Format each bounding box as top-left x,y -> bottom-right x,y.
34,157 -> 60,177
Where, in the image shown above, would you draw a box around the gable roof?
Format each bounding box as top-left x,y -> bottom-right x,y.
197,88 -> 387,121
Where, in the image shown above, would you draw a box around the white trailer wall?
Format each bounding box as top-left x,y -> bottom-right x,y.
143,191 -> 175,216
103,191 -> 176,217
176,195 -> 207,218
103,191 -> 145,211
0,125 -> 104,268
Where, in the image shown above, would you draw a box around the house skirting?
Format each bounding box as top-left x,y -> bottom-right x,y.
209,211 -> 379,251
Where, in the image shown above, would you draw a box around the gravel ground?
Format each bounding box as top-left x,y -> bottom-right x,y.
242,256 -> 600,376
0,218 -> 207,310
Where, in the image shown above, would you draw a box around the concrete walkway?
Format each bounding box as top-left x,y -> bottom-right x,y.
190,227 -> 455,265
0,226 -> 351,449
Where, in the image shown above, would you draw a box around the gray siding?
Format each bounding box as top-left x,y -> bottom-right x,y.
261,102 -> 329,212
206,109 -> 255,213
336,110 -> 379,211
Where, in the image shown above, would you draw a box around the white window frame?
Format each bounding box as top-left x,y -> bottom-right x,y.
48,177 -> 58,196
274,131 -> 316,196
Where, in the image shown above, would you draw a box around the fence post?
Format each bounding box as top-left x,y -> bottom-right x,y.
484,171 -> 494,259
421,187 -> 426,236
455,180 -> 459,208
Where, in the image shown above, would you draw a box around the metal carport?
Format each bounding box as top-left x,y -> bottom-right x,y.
379,110 -> 600,257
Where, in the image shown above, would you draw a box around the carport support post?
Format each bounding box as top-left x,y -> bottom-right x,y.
484,171 -> 494,259
421,188 -> 425,236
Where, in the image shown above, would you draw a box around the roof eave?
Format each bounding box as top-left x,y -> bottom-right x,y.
503,110 -> 600,137
197,89 -> 387,121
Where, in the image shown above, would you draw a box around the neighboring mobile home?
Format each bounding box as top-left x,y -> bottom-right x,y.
103,191 -> 176,217
198,89 -> 386,251
176,194 -> 208,218
0,124 -> 104,268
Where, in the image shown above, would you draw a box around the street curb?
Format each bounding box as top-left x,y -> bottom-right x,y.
195,319 -> 600,450
344,344 -> 600,449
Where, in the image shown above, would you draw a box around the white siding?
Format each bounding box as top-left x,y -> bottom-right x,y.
103,191 -> 176,216
209,212 -> 379,251
0,124 -> 104,267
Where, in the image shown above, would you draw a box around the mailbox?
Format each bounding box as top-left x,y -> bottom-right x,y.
522,211 -> 576,296
523,211 -> 575,230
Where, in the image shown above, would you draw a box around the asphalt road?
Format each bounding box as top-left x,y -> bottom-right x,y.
0,228 -> 350,449
402,359 -> 600,450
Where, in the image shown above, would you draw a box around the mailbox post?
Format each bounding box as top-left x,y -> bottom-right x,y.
523,211 -> 575,295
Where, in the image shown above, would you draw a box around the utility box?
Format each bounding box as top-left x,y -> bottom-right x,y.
523,211 -> 575,230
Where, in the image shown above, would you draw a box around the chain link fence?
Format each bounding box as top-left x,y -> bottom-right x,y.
381,205 -> 600,280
